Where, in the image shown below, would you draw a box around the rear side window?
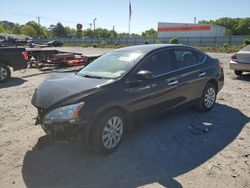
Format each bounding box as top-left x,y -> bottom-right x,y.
138,49 -> 173,76
172,49 -> 205,69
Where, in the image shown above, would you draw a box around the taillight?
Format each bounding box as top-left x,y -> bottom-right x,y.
22,51 -> 29,61
231,54 -> 237,62
219,60 -> 224,68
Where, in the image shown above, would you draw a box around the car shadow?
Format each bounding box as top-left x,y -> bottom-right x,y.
0,77 -> 27,89
234,73 -> 250,81
22,103 -> 249,188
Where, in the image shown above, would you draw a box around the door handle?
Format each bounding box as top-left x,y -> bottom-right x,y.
168,80 -> 178,86
198,72 -> 207,77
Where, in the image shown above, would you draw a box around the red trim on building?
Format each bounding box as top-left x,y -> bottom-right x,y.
158,25 -> 211,32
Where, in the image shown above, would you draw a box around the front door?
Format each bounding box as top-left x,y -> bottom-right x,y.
125,49 -> 184,116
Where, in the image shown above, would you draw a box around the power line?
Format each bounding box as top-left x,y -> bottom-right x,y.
2,11 -> 119,31
1,11 -> 89,26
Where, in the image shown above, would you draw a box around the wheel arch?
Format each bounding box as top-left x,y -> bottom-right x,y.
87,105 -> 133,153
0,60 -> 11,67
96,105 -> 133,133
207,79 -> 218,93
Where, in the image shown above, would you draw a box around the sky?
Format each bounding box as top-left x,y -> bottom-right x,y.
1,0 -> 250,34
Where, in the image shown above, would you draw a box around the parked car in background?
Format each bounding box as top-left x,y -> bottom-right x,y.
0,47 -> 28,82
230,45 -> 250,76
31,44 -> 224,154
46,40 -> 63,47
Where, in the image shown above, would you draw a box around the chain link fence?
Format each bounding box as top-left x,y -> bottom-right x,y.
35,35 -> 250,46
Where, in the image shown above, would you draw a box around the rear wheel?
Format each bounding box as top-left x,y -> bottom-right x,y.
0,64 -> 11,83
90,109 -> 126,154
234,70 -> 243,76
196,83 -> 217,112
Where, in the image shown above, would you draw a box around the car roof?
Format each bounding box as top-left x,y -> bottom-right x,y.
114,44 -> 190,54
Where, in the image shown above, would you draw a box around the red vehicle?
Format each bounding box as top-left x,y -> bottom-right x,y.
49,53 -> 84,67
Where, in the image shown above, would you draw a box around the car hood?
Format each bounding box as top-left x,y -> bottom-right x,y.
32,73 -> 113,109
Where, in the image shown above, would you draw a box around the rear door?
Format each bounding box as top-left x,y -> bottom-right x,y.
125,49 -> 184,116
169,47 -> 208,102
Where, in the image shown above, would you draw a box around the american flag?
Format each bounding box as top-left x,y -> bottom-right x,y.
129,1 -> 132,21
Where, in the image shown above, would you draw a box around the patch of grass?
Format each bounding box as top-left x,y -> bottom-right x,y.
63,43 -> 243,53
196,44 -> 243,53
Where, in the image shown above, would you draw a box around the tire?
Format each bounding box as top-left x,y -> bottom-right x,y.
90,109 -> 126,154
196,83 -> 217,112
0,64 -> 11,83
234,70 -> 243,76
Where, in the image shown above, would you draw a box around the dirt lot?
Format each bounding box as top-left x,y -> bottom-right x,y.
0,48 -> 249,188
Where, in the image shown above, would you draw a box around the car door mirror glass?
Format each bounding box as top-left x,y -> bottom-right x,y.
136,70 -> 154,80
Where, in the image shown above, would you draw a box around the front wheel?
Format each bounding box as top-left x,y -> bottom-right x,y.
0,64 -> 11,83
90,110 -> 126,154
196,83 -> 217,112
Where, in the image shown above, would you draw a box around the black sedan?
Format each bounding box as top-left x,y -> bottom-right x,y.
46,40 -> 63,47
31,44 -> 224,153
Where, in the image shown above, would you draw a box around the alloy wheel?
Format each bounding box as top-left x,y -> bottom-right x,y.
102,116 -> 123,149
0,67 -> 8,81
204,88 -> 216,108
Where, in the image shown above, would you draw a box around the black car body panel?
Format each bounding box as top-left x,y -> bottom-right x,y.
31,44 -> 224,143
31,73 -> 114,109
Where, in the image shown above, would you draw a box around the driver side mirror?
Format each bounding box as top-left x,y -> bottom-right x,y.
136,70 -> 154,80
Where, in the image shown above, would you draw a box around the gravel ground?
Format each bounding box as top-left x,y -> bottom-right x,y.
0,48 -> 249,188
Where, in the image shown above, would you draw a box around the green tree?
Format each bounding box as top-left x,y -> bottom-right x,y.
142,28 -> 157,38
0,24 -> 5,33
199,17 -> 250,35
117,32 -> 130,38
20,25 -> 37,37
40,27 -> 50,38
95,28 -> 111,38
65,26 -> 77,38
52,23 -> 66,38
12,24 -> 21,34
0,21 -> 15,33
83,29 -> 93,37
110,30 -> 117,38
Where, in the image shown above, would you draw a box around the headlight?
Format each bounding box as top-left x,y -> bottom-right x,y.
43,102 -> 85,124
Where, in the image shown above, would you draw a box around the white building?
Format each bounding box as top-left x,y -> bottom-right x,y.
158,22 -> 226,38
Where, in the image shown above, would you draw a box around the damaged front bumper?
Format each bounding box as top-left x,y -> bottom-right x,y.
35,114 -> 93,148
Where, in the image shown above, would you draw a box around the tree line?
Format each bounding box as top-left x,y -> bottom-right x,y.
0,20 -> 158,39
0,17 -> 249,39
199,17 -> 250,36
0,21 -> 149,39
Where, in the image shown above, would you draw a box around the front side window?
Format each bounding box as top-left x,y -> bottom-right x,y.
137,50 -> 173,76
78,51 -> 143,79
172,49 -> 205,69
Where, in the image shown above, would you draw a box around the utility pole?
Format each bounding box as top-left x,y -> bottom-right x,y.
113,25 -> 115,32
194,17 -> 197,24
93,18 -> 97,38
37,16 -> 41,36
89,23 -> 92,30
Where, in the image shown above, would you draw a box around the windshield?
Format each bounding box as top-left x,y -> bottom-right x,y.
78,51 -> 143,79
